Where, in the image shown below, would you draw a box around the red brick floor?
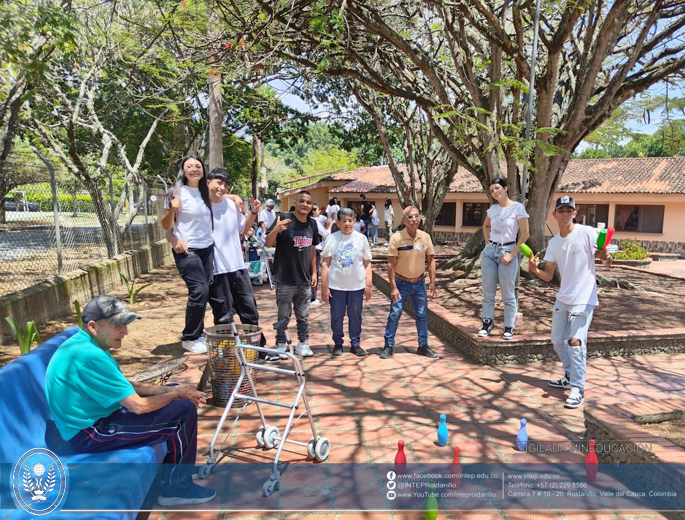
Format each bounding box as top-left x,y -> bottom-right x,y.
147,283 -> 684,519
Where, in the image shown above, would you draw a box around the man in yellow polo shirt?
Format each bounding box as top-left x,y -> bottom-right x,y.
380,206 -> 438,359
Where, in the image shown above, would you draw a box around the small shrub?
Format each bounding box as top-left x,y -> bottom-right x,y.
4,317 -> 41,355
613,239 -> 650,260
119,271 -> 152,304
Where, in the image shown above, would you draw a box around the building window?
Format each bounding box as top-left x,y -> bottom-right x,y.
462,202 -> 488,227
435,202 -> 456,227
614,205 -> 664,233
575,204 -> 609,227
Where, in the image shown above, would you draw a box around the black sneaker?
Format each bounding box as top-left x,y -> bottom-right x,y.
417,345 -> 438,358
477,319 -> 493,337
379,346 -> 393,359
548,373 -> 571,389
259,349 -> 281,364
503,327 -> 514,340
350,345 -> 367,357
565,387 -> 585,409
157,483 -> 216,506
332,345 -> 343,357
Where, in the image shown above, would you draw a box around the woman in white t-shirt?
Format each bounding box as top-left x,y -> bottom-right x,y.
321,208 -> 373,357
383,198 -> 394,244
161,155 -> 214,354
370,207 -> 380,246
479,178 -> 530,340
326,197 -> 340,222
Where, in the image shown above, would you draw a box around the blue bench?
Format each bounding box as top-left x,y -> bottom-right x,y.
0,327 -> 167,519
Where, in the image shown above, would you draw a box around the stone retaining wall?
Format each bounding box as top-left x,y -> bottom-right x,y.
0,240 -> 173,345
372,268 -> 685,365
584,400 -> 685,519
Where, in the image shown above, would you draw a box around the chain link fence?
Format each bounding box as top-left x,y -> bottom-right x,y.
0,181 -> 166,298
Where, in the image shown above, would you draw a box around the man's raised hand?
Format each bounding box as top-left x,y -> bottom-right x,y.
273,215 -> 291,234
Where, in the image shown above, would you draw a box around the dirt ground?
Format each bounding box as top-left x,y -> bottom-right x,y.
0,265 -> 190,375
381,260 -> 685,335
644,417 -> 685,450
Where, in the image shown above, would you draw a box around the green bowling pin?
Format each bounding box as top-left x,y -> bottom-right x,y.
424,483 -> 439,520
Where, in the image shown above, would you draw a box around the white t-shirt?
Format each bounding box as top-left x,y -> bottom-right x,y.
543,224 -> 598,306
487,202 -> 529,243
212,198 -> 246,274
384,205 -> 394,223
314,216 -> 329,252
353,221 -> 365,233
322,231 -> 372,291
326,204 -> 340,220
371,208 -> 380,226
164,186 -> 213,249
259,208 -> 277,230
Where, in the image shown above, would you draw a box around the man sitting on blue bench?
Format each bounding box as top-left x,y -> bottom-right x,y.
45,295 -> 216,506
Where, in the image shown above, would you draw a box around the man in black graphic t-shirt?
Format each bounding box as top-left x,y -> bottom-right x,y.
265,190 -> 320,357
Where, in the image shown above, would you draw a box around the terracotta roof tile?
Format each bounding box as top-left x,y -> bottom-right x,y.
328,157 -> 685,195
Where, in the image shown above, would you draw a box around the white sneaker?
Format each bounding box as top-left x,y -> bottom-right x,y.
295,342 -> 314,357
276,342 -> 289,359
182,338 -> 207,354
565,387 -> 585,409
310,299 -> 322,307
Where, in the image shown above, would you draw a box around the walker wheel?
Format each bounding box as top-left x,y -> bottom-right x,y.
264,425 -> 280,449
256,426 -> 266,447
307,438 -> 316,459
314,437 -> 331,462
196,464 -> 212,479
262,478 -> 279,497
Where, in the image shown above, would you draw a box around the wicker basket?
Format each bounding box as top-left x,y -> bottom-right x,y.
204,324 -> 262,407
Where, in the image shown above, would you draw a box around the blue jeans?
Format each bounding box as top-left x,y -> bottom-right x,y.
550,301 -> 594,391
362,218 -> 371,237
383,279 -> 428,348
330,289 -> 364,347
371,224 -> 379,245
481,242 -> 518,328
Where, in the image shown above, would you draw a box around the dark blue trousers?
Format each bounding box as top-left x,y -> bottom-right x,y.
330,288 -> 364,347
69,399 -> 198,491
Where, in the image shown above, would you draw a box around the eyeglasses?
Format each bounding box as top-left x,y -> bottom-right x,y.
405,214 -> 422,220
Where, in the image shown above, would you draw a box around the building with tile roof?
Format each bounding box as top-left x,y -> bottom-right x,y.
276,158 -> 685,252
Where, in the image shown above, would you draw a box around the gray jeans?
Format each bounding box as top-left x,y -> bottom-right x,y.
276,283 -> 311,344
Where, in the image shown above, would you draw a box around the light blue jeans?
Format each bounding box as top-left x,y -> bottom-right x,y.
481,242 -> 518,328
550,301 -> 595,391
383,279 -> 428,348
371,223 -> 379,245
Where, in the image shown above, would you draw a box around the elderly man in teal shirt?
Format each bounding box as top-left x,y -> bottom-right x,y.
45,295 -> 215,506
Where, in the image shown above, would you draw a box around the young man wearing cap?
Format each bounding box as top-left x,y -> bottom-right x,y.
381,206 -> 439,360
45,296 -> 216,506
528,196 -> 613,409
259,199 -> 277,236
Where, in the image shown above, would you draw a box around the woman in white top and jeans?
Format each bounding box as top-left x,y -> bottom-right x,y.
161,155 -> 214,353
321,208 -> 372,357
383,198 -> 394,244
479,178 -> 530,340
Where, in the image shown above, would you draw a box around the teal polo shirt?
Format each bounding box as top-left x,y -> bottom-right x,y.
45,329 -> 135,441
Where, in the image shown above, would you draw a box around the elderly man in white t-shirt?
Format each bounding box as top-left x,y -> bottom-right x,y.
528,196 -> 612,409
259,199 -> 277,236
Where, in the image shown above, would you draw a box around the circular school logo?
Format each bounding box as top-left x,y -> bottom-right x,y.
12,448 -> 68,516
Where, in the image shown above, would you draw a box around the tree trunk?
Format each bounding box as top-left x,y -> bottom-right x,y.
251,135 -> 261,198
207,70 -> 223,171
85,179 -> 121,257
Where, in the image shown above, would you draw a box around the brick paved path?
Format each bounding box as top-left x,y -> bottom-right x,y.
151,282 -> 683,520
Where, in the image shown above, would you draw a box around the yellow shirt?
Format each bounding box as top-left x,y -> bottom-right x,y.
388,228 -> 435,279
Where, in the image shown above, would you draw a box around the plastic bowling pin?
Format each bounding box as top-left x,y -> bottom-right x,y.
586,439 -> 598,482
520,243 -> 533,259
437,413 -> 448,447
394,440 -> 407,475
516,418 -> 528,452
450,446 -> 462,490
597,227 -> 615,249
424,483 -> 439,520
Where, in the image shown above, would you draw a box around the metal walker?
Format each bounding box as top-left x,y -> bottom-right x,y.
195,318 -> 331,496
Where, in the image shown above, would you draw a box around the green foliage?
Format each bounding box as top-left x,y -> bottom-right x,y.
4,317 -> 41,356
613,239 -> 650,260
14,190 -> 96,212
301,146 -> 359,177
73,300 -> 83,328
119,271 -> 152,305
